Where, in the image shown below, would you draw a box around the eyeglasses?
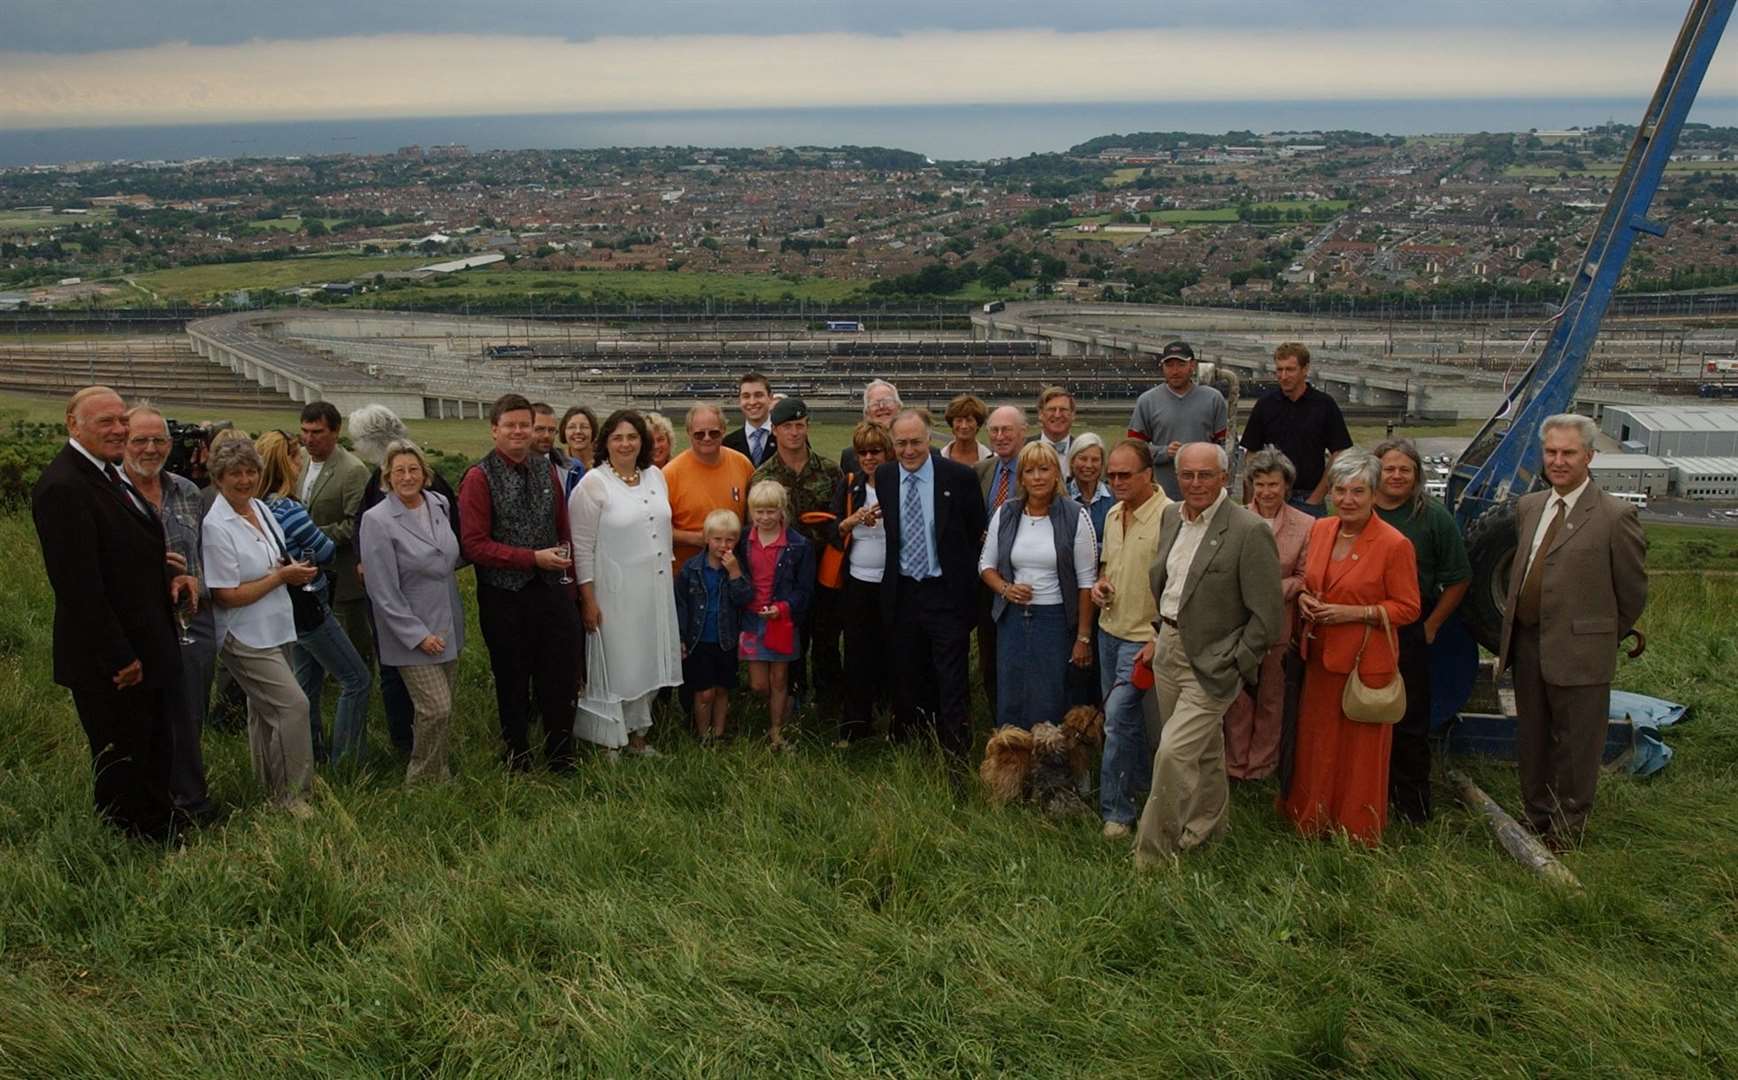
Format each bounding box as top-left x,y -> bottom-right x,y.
1104,470 -> 1138,481
690,429 -> 724,440
1177,471 -> 1222,484
127,436 -> 170,447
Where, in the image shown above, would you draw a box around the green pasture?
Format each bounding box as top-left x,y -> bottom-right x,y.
242,217 -> 348,233
0,208 -> 114,233
123,255 -> 430,302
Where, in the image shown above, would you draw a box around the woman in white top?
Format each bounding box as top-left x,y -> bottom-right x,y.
829,421 -> 892,746
200,438 -> 319,814
569,409 -> 683,758
978,441 -> 1098,731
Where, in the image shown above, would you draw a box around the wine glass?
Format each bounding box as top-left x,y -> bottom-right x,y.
299,548 -> 321,592
174,596 -> 195,646
555,542 -> 574,585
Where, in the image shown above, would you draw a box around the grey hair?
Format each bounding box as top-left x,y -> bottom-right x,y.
644,410 -> 676,443
1371,437 -> 1427,513
986,405 -> 1028,431
1326,449 -> 1381,495
1539,412 -> 1597,452
378,439 -> 431,493
863,379 -> 902,413
348,404 -> 409,465
207,436 -> 263,481
1243,445 -> 1297,489
1177,441 -> 1229,473
1065,432 -> 1107,475
684,402 -> 725,430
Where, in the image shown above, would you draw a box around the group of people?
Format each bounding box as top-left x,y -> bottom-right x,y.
31,338 -> 1646,862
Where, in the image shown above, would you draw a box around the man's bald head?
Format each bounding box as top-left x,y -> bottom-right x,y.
1175,442 -> 1228,514
66,385 -> 129,462
985,405 -> 1027,461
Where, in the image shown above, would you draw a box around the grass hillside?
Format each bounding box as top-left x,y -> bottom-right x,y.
1,499 -> 1735,1072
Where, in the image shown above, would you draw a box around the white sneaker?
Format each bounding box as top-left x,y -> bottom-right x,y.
1102,821 -> 1131,840
625,744 -> 661,758
602,749 -> 622,765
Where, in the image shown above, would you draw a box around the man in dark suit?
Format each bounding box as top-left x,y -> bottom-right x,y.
877,409 -> 988,762
32,386 -> 199,841
722,371 -> 776,468
1497,413 -> 1647,848
971,404 -> 1027,715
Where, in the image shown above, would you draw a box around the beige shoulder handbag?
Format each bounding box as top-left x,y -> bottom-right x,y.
1342,606 -> 1406,725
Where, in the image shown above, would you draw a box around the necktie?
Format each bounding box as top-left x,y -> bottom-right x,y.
749,428 -> 766,463
901,474 -> 931,579
992,462 -> 1011,508
104,462 -> 144,514
1515,498 -> 1566,626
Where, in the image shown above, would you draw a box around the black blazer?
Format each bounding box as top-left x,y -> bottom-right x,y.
874,451 -> 987,625
723,426 -> 774,468
32,443 -> 179,690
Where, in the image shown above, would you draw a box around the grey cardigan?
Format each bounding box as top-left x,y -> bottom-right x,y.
360,491 -> 466,667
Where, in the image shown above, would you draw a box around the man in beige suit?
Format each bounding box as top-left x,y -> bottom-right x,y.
1497,413 -> 1647,848
1133,443 -> 1283,867
297,401 -> 374,664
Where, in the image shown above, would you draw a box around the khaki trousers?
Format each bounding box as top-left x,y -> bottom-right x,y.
399,661 -> 459,784
221,635 -> 313,806
1135,624 -> 1237,866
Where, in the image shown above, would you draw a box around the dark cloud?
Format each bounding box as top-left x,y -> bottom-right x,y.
3,0 -> 1696,54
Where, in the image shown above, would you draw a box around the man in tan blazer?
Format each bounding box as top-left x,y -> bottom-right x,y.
297,401 -> 374,663
1133,443 -> 1283,867
1497,413 -> 1647,847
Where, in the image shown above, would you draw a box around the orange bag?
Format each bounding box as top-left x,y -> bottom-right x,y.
802,484 -> 848,590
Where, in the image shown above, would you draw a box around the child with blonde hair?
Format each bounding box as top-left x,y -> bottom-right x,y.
737,481 -> 814,751
674,508 -> 751,744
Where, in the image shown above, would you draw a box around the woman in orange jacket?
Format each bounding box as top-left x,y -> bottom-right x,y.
1281,450 -> 1422,845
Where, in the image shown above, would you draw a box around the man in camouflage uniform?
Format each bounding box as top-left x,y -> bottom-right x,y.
751,396 -> 845,716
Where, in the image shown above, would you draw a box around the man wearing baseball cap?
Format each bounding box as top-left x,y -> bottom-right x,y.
750,396 -> 845,717
1126,340 -> 1229,500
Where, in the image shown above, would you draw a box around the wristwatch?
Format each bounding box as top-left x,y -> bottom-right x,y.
1076,634 -> 1090,644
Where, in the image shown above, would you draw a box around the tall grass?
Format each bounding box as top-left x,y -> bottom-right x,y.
1,511 -> 1735,1076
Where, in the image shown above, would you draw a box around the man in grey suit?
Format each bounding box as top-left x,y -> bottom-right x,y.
1133,442 -> 1283,867
1497,413 -> 1647,848
297,401 -> 374,662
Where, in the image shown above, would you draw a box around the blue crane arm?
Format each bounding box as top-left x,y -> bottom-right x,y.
1449,0 -> 1736,529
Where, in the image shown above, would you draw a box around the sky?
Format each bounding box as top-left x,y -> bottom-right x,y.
3,0 -> 1736,129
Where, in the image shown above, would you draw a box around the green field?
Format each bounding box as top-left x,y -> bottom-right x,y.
0,208 -> 114,233
0,502 -> 1733,1072
344,269 -> 1003,308
1103,167 -> 1148,188
242,217 -> 348,233
122,255 -> 431,301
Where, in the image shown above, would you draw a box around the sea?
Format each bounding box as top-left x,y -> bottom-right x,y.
4,98 -> 1738,168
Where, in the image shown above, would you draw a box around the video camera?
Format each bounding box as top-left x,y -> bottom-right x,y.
164,419 -> 232,487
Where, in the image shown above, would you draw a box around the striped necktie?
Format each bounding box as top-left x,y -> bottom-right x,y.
901,473 -> 931,578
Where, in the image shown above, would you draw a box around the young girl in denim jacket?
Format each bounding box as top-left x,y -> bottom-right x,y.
675,509 -> 752,745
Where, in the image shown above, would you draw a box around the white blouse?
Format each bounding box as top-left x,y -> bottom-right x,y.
848,484 -> 886,584
202,496 -> 297,649
978,505 -> 1099,606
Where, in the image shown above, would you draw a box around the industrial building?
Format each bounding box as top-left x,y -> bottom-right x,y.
1601,404 -> 1738,456
1589,453 -> 1672,498
1669,458 -> 1738,500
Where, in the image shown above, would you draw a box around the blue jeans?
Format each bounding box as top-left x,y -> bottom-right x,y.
1288,494 -> 1326,518
293,608 -> 374,766
1098,630 -> 1154,826
994,602 -> 1069,731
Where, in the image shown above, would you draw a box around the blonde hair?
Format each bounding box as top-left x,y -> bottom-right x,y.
747,479 -> 789,524
254,430 -> 301,499
380,439 -> 431,492
702,508 -> 742,538
1016,440 -> 1062,479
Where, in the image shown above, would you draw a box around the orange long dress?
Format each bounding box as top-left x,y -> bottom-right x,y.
1280,514 -> 1421,845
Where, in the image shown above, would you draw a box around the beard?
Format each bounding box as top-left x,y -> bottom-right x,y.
125,456 -> 165,479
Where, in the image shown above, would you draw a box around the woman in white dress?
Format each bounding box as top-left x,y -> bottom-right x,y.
569,409 -> 683,757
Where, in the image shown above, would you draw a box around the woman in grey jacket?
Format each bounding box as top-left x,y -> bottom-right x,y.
360,440 -> 465,783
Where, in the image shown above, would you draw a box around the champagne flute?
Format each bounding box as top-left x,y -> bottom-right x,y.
555,542 -> 574,585
299,547 -> 322,592
174,596 -> 195,646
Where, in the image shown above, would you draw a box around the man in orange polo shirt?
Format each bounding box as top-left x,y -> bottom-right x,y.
665,403 -> 755,566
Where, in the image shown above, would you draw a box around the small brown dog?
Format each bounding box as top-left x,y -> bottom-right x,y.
980,705 -> 1105,818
